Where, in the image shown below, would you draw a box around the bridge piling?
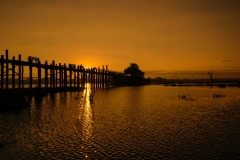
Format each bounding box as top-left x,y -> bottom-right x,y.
18,54 -> 21,88
12,56 -> 15,89
1,55 -> 4,89
5,50 -> 9,89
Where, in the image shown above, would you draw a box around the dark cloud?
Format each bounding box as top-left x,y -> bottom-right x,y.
184,0 -> 240,14
219,60 -> 233,63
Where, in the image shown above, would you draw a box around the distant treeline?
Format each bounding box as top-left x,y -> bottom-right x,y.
150,77 -> 240,84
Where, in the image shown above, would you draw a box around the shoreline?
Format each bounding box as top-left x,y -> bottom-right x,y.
153,82 -> 240,87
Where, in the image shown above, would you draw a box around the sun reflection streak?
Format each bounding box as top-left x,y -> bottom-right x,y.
77,83 -> 94,140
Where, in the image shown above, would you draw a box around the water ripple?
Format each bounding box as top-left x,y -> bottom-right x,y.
1,85 -> 240,159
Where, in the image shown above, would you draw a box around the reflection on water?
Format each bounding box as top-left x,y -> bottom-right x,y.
76,83 -> 94,140
0,85 -> 240,159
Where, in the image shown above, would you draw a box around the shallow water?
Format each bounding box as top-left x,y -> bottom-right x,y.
1,85 -> 240,159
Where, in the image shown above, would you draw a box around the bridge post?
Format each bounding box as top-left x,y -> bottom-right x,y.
50,63 -> 52,88
1,55 -> 4,89
61,64 -> 64,87
90,68 -> 92,86
81,66 -> 84,88
109,72 -> 112,87
77,65 -> 80,88
93,68 -> 96,88
69,65 -> 72,87
12,56 -> 15,89
73,65 -> 76,87
97,67 -> 100,88
63,64 -> 65,87
83,68 -> 86,86
55,63 -> 58,88
64,63 -> 67,87
21,64 -> 24,88
29,56 -> 32,89
106,65 -> 108,88
101,66 -> 104,88
52,60 -> 55,88
38,61 -> 41,88
45,61 -> 48,88
98,69 -> 100,88
18,54 -> 21,88
80,66 -> 83,88
83,67 -> 86,88
88,69 -> 90,83
5,50 -> 9,89
59,63 -> 62,87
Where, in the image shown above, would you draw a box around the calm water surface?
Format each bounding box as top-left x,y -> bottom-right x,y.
1,85 -> 240,159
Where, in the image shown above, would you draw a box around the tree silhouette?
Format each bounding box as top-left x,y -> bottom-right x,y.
207,70 -> 213,83
124,63 -> 144,78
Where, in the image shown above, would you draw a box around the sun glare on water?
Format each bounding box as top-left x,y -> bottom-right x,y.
77,83 -> 94,140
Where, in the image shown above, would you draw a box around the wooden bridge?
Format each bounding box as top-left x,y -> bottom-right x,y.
0,50 -> 130,96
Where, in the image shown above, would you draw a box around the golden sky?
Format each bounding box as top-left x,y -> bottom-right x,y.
0,0 -> 240,78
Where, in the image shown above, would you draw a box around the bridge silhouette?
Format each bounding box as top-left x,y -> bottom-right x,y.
0,50 -> 130,96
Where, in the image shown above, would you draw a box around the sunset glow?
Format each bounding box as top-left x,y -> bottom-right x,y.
1,0 -> 240,78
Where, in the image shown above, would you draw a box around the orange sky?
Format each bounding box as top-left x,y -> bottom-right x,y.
0,0 -> 240,78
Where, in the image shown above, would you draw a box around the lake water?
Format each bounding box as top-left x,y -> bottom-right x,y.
1,84 -> 240,159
